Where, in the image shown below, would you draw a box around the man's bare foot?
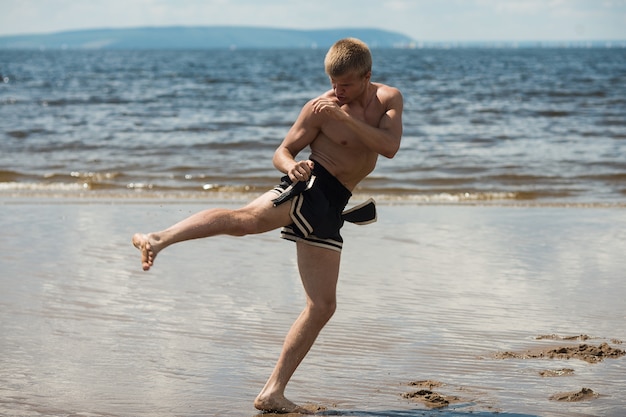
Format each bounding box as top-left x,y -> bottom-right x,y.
254,393 -> 312,414
132,233 -> 159,271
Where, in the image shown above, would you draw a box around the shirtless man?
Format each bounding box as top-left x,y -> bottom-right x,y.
132,38 -> 403,414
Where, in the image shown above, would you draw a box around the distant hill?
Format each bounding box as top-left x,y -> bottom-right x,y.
0,26 -> 414,50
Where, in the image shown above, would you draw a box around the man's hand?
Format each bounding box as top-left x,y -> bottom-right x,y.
288,160 -> 315,183
311,98 -> 347,121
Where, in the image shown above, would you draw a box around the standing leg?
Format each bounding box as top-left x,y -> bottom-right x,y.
254,242 -> 341,414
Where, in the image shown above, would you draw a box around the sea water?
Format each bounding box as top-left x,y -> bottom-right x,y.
1,47 -> 625,204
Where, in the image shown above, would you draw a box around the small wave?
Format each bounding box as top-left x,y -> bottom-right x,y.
5,128 -> 48,139
0,182 -> 86,191
601,118 -> 626,127
2,186 -> 624,208
0,170 -> 21,182
39,97 -> 132,107
535,110 -> 572,118
126,182 -> 155,190
6,130 -> 29,139
36,171 -> 124,189
0,171 -> 126,193
68,171 -> 123,182
579,172 -> 626,182
364,191 -> 520,203
189,140 -> 278,151
552,90 -> 607,98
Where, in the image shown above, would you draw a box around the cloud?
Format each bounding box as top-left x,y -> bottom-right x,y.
493,0 -> 547,14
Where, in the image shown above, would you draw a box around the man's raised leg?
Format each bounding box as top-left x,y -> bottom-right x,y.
132,191 -> 291,271
254,242 -> 341,414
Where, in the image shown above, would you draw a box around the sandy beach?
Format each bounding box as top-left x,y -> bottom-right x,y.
1,198 -> 625,417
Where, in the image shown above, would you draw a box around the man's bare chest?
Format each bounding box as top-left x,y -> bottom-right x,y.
321,108 -> 379,144
319,121 -> 363,149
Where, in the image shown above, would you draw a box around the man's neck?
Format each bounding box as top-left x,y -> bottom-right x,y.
355,83 -> 375,109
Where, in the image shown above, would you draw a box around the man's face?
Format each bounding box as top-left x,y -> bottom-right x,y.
329,71 -> 371,105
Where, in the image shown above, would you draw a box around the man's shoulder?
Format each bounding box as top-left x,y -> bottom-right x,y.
320,89 -> 335,99
304,90 -> 334,106
373,83 -> 403,109
374,82 -> 401,96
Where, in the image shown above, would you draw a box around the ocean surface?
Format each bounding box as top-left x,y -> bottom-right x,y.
1,47 -> 626,204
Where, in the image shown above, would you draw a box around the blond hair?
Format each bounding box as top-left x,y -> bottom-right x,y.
324,38 -> 372,77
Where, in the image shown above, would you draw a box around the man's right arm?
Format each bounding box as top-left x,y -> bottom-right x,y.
273,100 -> 322,182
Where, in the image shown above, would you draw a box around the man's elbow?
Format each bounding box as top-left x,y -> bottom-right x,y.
382,149 -> 399,159
272,149 -> 283,170
381,141 -> 401,159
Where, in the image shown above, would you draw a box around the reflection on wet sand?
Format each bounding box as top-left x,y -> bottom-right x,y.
0,201 -> 625,416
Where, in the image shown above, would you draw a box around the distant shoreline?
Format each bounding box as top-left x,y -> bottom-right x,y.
0,26 -> 413,50
0,25 -> 624,50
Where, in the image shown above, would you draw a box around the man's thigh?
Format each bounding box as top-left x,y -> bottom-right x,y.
296,242 -> 341,304
238,190 -> 293,233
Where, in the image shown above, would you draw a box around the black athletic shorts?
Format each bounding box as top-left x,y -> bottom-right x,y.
272,161 -> 352,252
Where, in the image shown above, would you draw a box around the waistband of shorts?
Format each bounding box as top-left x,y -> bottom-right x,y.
311,159 -> 352,200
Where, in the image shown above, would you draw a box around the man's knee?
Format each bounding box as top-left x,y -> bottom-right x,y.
308,299 -> 336,323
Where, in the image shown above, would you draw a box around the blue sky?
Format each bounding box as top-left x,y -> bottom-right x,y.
1,0 -> 625,41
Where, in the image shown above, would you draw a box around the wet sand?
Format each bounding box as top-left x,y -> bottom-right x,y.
1,198 -> 625,417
